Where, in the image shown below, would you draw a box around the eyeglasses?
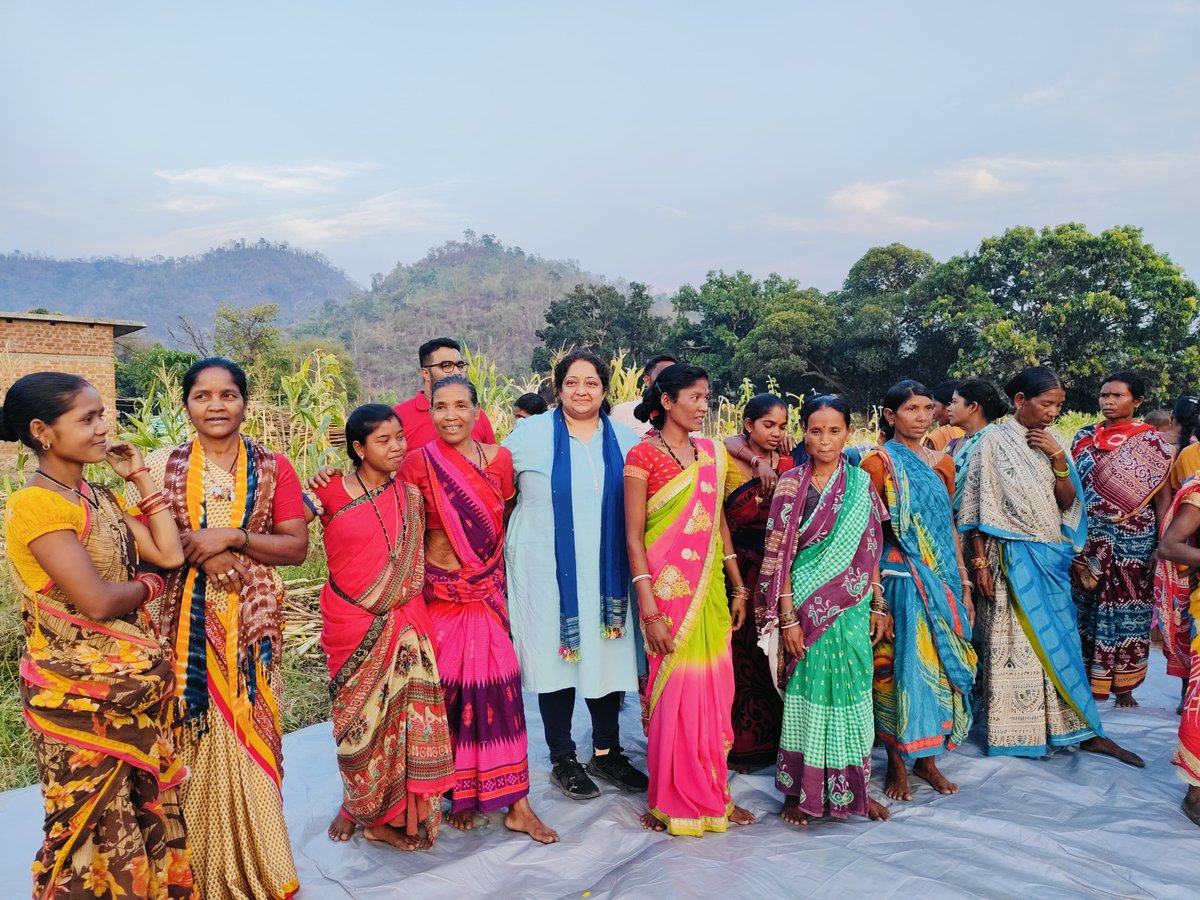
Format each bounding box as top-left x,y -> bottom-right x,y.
424,360 -> 468,374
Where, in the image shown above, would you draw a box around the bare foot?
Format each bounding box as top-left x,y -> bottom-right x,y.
1115,693 -> 1138,708
328,811 -> 355,842
1080,736 -> 1145,768
780,795 -> 808,827
884,747 -> 912,801
363,824 -> 420,850
639,811 -> 667,831
446,811 -> 477,831
913,757 -> 958,795
868,798 -> 890,821
504,798 -> 559,844
729,805 -> 755,826
1184,786 -> 1200,827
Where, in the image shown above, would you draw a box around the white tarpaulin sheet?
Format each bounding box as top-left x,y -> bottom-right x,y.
1,661 -> 1195,899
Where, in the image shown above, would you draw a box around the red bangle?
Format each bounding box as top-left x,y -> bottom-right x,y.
134,572 -> 165,604
124,466 -> 150,482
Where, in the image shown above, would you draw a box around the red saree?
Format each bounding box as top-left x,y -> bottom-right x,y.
315,475 -> 455,841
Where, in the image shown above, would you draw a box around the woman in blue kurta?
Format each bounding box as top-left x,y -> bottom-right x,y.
505,350 -> 648,800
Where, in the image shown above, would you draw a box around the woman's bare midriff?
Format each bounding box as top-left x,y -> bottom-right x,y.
424,528 -> 462,571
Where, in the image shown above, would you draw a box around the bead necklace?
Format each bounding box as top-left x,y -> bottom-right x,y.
36,469 -> 99,509
657,434 -> 696,471
355,470 -> 404,560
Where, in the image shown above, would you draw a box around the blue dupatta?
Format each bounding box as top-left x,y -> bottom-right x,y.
551,408 -> 629,662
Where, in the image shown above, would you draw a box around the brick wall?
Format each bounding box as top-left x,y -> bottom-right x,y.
0,320 -> 120,455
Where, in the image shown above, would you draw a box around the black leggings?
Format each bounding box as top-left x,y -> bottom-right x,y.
537,688 -> 622,762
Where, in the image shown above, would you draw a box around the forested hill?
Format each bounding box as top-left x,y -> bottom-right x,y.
0,241 -> 359,341
293,232 -> 605,396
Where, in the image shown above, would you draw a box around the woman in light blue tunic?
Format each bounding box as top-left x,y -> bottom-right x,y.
505,350 -> 648,800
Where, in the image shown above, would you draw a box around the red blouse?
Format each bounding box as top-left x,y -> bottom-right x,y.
400,444 -> 514,530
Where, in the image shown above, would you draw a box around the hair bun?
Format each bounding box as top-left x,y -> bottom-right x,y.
0,407 -> 15,443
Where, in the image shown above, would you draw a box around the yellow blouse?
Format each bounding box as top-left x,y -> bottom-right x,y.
4,486 -> 125,590
1170,443 -> 1200,492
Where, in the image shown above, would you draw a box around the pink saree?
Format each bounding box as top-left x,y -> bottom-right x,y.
628,439 -> 735,835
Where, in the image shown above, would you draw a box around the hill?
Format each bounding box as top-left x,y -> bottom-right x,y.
0,240 -> 359,342
293,232 -> 609,397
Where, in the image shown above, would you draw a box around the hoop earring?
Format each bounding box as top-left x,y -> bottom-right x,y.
41,442 -> 50,451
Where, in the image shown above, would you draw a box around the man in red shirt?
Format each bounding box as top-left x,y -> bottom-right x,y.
394,337 -> 496,450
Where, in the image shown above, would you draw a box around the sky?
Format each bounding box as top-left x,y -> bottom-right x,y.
2,1 -> 1198,292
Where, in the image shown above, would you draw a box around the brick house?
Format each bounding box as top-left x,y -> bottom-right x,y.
0,311 -> 145,420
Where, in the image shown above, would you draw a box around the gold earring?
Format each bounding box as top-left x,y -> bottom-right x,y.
41,441 -> 50,451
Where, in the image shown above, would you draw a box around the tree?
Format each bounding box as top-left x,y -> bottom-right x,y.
115,341 -> 200,397
910,224 -> 1200,409
213,303 -> 289,397
730,288 -> 841,398
667,271 -> 804,394
532,282 -> 666,372
828,244 -> 936,407
285,337 -> 362,403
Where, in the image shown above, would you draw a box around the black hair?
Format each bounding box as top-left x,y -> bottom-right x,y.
1100,370 -> 1148,401
742,393 -> 787,430
633,363 -> 707,428
879,379 -> 933,439
642,353 -> 678,381
1004,365 -> 1063,401
418,337 -> 462,368
430,374 -> 479,406
931,380 -> 960,406
553,350 -> 611,395
345,403 -> 401,467
800,394 -> 852,428
514,393 -> 547,416
0,372 -> 92,450
1173,394 -> 1200,452
954,378 -> 1009,422
183,357 -> 249,401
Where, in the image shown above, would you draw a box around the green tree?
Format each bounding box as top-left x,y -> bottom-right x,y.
829,244 -> 937,407
115,341 -> 200,397
213,303 -> 289,397
285,337 -> 362,403
911,224 -> 1200,409
532,282 -> 666,372
667,271 -> 804,394
730,288 -> 840,398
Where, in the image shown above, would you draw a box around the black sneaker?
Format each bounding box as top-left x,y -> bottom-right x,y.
586,747 -> 649,793
550,752 -> 601,800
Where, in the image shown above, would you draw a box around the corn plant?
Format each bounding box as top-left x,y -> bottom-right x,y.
119,363 -> 190,453
266,350 -> 348,480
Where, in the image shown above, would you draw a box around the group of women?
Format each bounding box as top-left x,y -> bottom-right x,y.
4,353 -> 1200,898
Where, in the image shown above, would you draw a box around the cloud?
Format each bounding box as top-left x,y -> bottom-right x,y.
763,151 -> 1200,242
155,163 -> 357,194
152,187 -> 463,250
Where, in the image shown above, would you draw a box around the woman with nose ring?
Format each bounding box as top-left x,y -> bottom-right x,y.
127,357 -> 310,899
624,364 -> 755,835
959,366 -> 1143,766
309,404 -> 456,851
504,351 -> 648,801
400,375 -> 559,844
861,381 -> 977,802
1068,371 -> 1172,707
721,393 -> 791,772
757,395 -> 892,826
